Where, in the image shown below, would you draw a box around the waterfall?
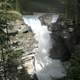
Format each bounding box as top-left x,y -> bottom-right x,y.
23,15 -> 66,80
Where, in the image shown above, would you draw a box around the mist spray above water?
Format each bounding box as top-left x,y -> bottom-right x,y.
23,15 -> 66,80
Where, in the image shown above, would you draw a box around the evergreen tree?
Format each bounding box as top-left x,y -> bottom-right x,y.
0,0 -> 32,80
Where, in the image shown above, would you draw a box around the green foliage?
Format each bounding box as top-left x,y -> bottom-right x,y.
17,67 -> 32,80
0,0 -> 32,80
0,23 -> 32,80
7,49 -> 24,59
53,45 -> 80,80
65,46 -> 80,80
0,0 -> 22,21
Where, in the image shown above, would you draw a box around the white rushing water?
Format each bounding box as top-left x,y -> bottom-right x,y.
23,15 -> 66,80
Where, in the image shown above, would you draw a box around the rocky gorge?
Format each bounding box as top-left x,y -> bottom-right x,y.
8,13 -> 75,80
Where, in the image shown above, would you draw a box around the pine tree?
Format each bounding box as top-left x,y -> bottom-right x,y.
0,0 -> 32,80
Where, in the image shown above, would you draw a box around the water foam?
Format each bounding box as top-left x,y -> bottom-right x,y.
23,15 -> 66,80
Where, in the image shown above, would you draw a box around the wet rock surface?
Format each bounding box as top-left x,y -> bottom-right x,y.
8,20 -> 37,74
9,14 -> 73,76
38,14 -> 74,62
23,15 -> 67,80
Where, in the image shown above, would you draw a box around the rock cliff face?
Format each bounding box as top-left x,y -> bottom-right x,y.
38,14 -> 72,61
10,14 -> 73,76
8,20 -> 36,74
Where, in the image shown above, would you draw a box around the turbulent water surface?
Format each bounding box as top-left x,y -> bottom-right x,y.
23,15 -> 66,80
